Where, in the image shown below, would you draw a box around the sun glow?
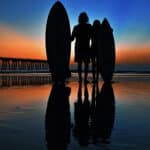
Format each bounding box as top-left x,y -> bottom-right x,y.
0,24 -> 46,60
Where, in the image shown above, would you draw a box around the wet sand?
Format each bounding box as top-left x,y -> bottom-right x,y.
0,73 -> 150,150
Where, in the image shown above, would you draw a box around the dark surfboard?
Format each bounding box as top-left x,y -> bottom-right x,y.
46,1 -> 71,82
100,18 -> 115,82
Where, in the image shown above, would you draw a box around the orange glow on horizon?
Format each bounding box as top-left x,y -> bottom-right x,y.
116,44 -> 150,65
0,25 -> 46,60
0,24 -> 150,65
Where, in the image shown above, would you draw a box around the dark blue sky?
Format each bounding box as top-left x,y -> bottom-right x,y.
1,0 -> 150,43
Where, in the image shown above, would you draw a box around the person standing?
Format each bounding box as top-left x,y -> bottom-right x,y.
91,20 -> 102,82
71,12 -> 92,83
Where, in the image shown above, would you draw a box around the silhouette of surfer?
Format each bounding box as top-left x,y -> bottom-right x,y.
45,83 -> 71,150
71,12 -> 92,83
91,20 -> 102,82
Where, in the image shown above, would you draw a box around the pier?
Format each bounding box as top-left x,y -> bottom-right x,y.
0,57 -> 49,73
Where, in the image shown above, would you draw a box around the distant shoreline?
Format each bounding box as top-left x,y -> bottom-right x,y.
71,70 -> 150,74
0,70 -> 150,75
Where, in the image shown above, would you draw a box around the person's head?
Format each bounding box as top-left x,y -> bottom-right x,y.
93,20 -> 101,28
78,12 -> 89,24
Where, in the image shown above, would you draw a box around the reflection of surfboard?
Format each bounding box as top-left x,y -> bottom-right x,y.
100,18 -> 115,82
96,83 -> 115,140
46,1 -> 71,82
45,84 -> 71,149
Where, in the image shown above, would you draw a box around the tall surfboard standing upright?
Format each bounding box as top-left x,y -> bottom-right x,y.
100,18 -> 115,82
46,1 -> 71,82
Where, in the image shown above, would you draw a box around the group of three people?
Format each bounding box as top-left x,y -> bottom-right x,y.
71,12 -> 113,83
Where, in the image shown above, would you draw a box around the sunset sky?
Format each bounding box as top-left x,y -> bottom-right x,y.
0,0 -> 150,70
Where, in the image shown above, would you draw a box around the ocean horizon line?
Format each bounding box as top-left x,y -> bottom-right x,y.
0,70 -> 150,74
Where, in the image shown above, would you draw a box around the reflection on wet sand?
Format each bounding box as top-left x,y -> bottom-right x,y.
44,81 -> 115,149
95,83 -> 115,143
0,74 -> 150,150
45,83 -> 71,150
73,82 -> 115,146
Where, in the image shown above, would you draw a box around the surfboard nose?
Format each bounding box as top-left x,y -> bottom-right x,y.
53,1 -> 65,9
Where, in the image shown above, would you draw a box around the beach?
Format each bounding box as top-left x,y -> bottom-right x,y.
0,73 -> 150,150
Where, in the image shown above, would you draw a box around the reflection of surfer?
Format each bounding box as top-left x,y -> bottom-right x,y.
73,82 -> 90,146
71,12 -> 92,83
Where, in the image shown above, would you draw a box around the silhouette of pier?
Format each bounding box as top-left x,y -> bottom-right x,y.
0,57 -> 49,73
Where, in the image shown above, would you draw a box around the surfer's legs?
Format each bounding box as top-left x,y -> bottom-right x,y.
96,59 -> 99,81
78,61 -> 82,82
96,68 -> 99,81
84,61 -> 89,83
92,58 -> 96,82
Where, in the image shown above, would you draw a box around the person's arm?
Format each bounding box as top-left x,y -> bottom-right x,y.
89,24 -> 93,47
71,26 -> 77,42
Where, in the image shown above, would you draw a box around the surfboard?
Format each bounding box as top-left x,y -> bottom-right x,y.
100,18 -> 115,82
46,1 -> 71,82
